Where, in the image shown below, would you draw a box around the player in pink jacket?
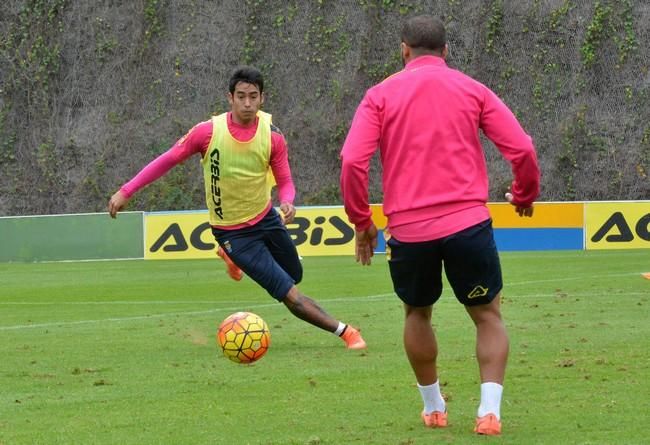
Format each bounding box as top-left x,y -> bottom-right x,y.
340,16 -> 540,435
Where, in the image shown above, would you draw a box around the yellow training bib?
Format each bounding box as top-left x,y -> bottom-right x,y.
201,113 -> 272,226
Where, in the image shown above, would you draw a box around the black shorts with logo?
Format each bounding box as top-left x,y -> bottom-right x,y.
386,219 -> 502,307
211,207 -> 302,301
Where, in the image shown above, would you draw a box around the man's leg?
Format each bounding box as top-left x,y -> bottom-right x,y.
282,285 -> 366,349
465,294 -> 508,435
404,304 -> 437,383
465,294 -> 508,384
404,304 -> 447,427
282,285 -> 338,331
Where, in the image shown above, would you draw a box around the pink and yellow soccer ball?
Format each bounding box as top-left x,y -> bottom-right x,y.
216,312 -> 271,364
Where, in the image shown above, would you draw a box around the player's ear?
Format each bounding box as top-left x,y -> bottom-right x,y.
227,92 -> 234,106
259,92 -> 265,106
400,41 -> 412,65
442,43 -> 449,59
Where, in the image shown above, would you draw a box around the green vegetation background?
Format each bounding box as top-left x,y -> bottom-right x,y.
1,0 -> 649,216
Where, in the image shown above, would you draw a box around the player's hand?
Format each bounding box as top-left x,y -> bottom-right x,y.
355,223 -> 378,266
279,202 -> 295,225
108,190 -> 130,219
505,192 -> 534,217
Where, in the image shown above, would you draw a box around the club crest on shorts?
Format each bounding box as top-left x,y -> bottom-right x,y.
223,240 -> 233,253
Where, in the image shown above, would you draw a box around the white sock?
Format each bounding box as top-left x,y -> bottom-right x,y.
417,380 -> 446,414
477,382 -> 503,420
334,322 -> 346,336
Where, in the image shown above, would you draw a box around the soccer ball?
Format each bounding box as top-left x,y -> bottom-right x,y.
217,312 -> 271,364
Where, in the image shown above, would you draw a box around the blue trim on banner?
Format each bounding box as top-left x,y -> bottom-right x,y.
494,228 -> 584,251
376,230 -> 386,253
373,228 -> 584,253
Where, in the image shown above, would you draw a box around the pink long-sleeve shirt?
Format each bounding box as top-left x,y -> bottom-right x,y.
341,55 -> 540,242
120,113 -> 295,229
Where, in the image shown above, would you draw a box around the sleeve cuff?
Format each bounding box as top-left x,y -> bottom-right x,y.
119,185 -> 134,199
354,218 -> 374,232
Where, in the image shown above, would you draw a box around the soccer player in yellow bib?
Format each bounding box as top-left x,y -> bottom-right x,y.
108,66 -> 366,350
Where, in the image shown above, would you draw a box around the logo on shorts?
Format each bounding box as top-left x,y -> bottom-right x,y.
223,240 -> 233,253
468,285 -> 488,299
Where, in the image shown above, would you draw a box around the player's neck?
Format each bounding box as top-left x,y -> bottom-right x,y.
229,111 -> 257,128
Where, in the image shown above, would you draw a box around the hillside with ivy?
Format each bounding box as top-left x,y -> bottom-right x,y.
0,0 -> 648,216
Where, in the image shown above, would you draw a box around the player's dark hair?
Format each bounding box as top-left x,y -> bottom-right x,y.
229,66 -> 264,94
401,15 -> 446,53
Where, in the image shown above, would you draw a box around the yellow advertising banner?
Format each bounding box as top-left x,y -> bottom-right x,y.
289,204 -> 388,256
286,206 -> 355,256
145,211 -> 216,260
585,201 -> 650,250
488,202 -> 583,228
144,207 -> 387,259
144,201 -> 609,259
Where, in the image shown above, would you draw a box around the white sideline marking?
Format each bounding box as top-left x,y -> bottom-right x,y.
0,300 -> 260,306
508,271 -> 643,286
0,294 -> 394,331
0,304 -> 277,331
0,294 -> 395,306
0,271 -> 643,307
1,268 -> 646,332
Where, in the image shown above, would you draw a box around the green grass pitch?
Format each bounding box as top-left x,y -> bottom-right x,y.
1,250 -> 649,444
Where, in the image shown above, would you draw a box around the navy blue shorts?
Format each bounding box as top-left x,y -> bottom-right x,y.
211,208 -> 302,301
386,219 -> 503,307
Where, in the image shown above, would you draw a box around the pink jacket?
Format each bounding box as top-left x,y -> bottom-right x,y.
341,55 -> 540,241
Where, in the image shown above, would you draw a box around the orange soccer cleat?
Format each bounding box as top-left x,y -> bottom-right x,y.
217,246 -> 243,281
421,410 -> 448,428
340,326 -> 367,350
474,413 -> 501,435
